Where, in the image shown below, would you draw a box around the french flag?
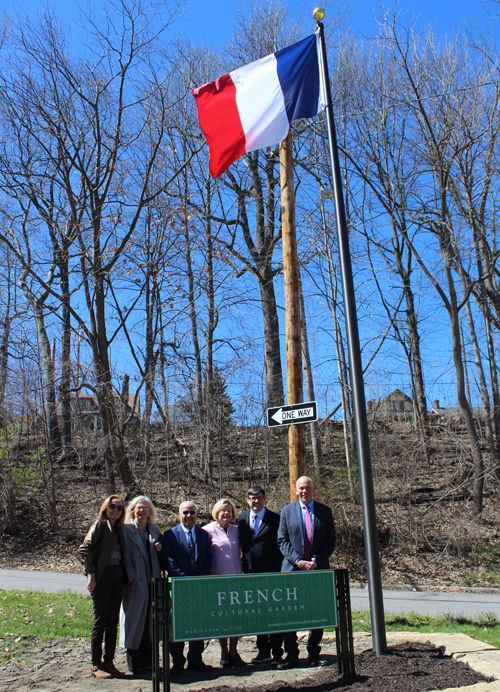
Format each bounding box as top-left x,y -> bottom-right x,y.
191,34 -> 325,178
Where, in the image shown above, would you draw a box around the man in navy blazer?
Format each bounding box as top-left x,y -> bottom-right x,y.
162,501 -> 213,674
237,485 -> 283,665
277,476 -> 336,669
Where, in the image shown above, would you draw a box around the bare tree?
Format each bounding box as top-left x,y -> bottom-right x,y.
0,0 -> 186,494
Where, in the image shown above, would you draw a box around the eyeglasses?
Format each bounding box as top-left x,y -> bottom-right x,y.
109,504 -> 124,512
182,510 -> 196,516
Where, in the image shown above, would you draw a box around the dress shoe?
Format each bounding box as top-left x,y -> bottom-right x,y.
170,664 -> 184,675
251,652 -> 273,664
91,663 -> 111,679
103,662 -> 127,678
187,661 -> 213,672
308,658 -> 328,667
271,657 -> 283,666
277,656 -> 298,670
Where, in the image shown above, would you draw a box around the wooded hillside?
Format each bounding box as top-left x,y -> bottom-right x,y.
1,415 -> 499,588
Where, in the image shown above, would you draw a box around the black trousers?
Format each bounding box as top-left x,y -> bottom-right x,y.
90,573 -> 124,665
170,640 -> 204,668
283,629 -> 323,660
256,633 -> 283,658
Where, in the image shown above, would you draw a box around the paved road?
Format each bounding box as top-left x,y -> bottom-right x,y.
0,569 -> 87,594
1,569 -> 499,619
350,587 -> 500,620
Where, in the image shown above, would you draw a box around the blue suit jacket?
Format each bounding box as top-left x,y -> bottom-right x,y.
277,500 -> 336,571
162,524 -> 213,576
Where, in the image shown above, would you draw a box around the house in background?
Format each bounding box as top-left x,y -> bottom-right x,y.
166,395 -> 196,427
367,388 -> 414,420
429,399 -> 486,420
67,389 -> 140,430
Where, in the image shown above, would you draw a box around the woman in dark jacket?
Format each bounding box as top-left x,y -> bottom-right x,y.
79,495 -> 127,679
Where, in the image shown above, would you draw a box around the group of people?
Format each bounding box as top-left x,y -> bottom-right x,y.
78,476 -> 336,679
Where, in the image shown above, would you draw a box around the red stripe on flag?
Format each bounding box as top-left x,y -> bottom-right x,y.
192,74 -> 246,178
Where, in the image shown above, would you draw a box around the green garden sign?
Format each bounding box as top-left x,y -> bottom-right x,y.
170,570 -> 337,642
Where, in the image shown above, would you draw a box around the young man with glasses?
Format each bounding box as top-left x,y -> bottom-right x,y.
162,501 -> 213,675
237,486 -> 283,665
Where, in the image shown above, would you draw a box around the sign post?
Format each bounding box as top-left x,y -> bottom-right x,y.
152,569 -> 355,692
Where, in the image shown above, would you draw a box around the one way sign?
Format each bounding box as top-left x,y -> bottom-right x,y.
266,401 -> 318,427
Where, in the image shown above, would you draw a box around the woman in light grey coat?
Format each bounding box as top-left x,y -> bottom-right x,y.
119,496 -> 163,675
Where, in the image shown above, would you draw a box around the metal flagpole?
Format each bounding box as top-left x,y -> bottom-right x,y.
314,7 -> 387,655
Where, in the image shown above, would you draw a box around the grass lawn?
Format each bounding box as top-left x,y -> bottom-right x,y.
0,590 -> 93,659
351,610 -> 500,649
1,590 -> 500,661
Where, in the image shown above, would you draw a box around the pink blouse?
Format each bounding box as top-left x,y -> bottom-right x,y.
202,521 -> 242,575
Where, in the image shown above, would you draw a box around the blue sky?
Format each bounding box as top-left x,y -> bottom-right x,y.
1,0 -> 496,51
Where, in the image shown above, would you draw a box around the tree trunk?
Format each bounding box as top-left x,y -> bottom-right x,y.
259,264 -> 285,409
204,177 -> 215,487
446,268 -> 484,517
59,251 -> 72,458
0,295 -> 12,427
464,297 -> 495,468
401,272 -> 429,439
299,285 -> 322,471
183,197 -> 203,415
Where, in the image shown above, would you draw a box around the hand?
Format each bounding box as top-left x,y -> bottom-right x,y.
87,573 -> 96,592
154,541 -> 162,552
297,560 -> 315,571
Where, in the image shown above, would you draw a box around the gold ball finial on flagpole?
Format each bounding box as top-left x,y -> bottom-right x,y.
313,7 -> 325,21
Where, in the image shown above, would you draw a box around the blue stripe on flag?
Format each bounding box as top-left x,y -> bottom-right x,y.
275,34 -> 321,125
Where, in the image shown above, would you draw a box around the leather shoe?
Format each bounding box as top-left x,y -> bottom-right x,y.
187,661 -> 213,672
277,657 -> 298,670
91,664 -> 111,679
251,652 -> 272,664
309,658 -> 328,667
103,662 -> 127,678
170,664 -> 184,675
271,657 -> 283,666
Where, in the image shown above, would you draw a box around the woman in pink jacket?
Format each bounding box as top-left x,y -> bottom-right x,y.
203,498 -> 246,668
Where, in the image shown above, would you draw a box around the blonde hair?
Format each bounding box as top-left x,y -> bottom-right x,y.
212,498 -> 237,522
97,495 -> 125,527
125,495 -> 156,524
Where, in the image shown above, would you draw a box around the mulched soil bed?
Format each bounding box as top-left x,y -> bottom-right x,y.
195,643 -> 493,692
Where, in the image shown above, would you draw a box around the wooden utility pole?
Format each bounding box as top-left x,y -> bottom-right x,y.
280,132 -> 306,501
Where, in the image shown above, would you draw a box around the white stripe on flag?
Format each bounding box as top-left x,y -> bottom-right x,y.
231,53 -> 288,153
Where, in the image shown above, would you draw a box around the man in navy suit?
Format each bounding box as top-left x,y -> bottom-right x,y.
237,485 -> 283,665
277,476 -> 336,669
162,501 -> 213,674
